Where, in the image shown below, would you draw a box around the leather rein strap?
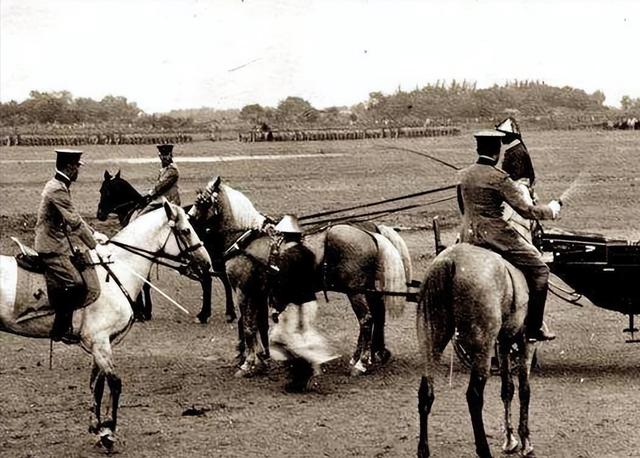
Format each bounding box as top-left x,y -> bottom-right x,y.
107,224 -> 203,277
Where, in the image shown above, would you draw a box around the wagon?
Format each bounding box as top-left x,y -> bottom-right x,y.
541,230 -> 640,343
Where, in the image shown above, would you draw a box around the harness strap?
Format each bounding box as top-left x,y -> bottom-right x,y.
95,254 -> 137,310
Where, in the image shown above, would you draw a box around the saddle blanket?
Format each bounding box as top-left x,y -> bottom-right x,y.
0,254 -> 101,324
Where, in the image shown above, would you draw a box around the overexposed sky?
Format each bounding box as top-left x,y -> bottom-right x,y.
1,0 -> 639,113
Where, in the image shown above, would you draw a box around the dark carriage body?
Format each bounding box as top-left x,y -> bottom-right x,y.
541,230 -> 640,317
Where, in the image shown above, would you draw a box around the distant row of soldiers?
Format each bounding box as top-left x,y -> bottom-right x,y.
238,126 -> 461,142
603,118 -> 640,130
2,133 -> 193,147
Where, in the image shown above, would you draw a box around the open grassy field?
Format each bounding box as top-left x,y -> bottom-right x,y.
1,131 -> 639,457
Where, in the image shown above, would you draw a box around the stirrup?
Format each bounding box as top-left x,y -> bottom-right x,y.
527,329 -> 556,342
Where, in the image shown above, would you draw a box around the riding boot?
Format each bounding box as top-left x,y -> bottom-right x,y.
50,290 -> 75,341
50,286 -> 85,342
524,267 -> 556,342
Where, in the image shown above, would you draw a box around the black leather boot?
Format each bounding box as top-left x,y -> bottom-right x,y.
50,308 -> 73,341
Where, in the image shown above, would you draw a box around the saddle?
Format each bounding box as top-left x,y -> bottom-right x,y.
9,238 -> 102,323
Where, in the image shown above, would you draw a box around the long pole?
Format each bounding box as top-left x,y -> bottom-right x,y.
114,260 -> 191,316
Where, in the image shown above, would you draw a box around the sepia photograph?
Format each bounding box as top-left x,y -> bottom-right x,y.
1,1 -> 639,457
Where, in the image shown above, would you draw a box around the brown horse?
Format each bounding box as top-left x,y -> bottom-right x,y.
188,177 -> 409,375
417,243 -> 537,458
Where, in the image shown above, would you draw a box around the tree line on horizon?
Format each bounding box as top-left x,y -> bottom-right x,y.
2,81 -> 639,131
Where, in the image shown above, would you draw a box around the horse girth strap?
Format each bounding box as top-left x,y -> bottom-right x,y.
97,254 -> 136,309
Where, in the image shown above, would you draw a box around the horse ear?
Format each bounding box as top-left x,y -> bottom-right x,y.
104,170 -> 111,180
163,198 -> 178,222
115,169 -> 121,179
212,175 -> 221,190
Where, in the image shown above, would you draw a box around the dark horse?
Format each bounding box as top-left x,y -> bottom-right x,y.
188,177 -> 410,376
417,243 -> 538,458
96,170 -> 235,323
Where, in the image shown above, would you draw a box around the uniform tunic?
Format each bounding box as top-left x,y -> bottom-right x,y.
149,162 -> 180,205
34,173 -> 96,298
35,174 -> 96,255
457,158 -> 554,265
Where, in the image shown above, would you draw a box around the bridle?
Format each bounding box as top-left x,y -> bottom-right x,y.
107,216 -> 205,281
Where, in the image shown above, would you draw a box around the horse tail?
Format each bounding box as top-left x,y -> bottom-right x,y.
417,252 -> 455,352
375,224 -> 413,290
372,233 -> 406,318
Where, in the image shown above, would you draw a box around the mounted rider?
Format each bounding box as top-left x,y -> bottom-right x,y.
143,144 -> 180,206
456,131 -> 562,342
35,149 -> 109,341
497,117 -> 539,243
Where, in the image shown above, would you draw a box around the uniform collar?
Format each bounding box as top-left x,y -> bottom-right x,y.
476,155 -> 498,166
54,169 -> 72,188
505,138 -> 522,150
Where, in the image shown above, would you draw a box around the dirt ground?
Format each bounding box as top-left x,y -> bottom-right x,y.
1,131 -> 639,457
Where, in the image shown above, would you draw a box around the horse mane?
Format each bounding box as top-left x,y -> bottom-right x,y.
218,183 -> 266,230
114,175 -> 142,200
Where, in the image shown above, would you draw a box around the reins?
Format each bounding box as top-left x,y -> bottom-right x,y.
107,223 -> 204,278
298,183 -> 457,224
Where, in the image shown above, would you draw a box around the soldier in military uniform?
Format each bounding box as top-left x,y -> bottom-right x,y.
35,150 -> 109,341
143,144 -> 180,206
457,131 -> 562,342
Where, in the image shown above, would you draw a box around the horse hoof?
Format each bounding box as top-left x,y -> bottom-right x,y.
194,315 -> 208,324
502,437 -> 519,454
521,444 -> 535,456
373,349 -> 392,366
234,367 -> 252,378
95,427 -> 115,450
350,360 -> 367,376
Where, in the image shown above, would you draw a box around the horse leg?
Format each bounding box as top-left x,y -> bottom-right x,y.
142,283 -> 152,321
133,293 -> 146,321
257,296 -> 270,360
234,291 -> 263,377
417,374 -> 435,458
90,337 -> 120,450
347,292 -> 373,375
417,312 -> 453,458
467,362 -> 493,458
498,339 -> 519,454
104,373 -> 122,437
221,270 -> 237,323
517,341 -> 536,456
89,363 -> 105,433
236,312 -> 246,366
369,293 -> 391,365
196,275 -> 212,324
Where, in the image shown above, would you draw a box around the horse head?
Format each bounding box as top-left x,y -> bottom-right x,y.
188,176 -> 221,224
97,170 -> 143,222
161,200 -> 212,281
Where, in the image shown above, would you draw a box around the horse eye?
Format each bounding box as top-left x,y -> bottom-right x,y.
181,228 -> 191,236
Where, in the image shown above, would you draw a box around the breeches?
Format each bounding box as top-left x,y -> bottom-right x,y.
41,255 -> 87,309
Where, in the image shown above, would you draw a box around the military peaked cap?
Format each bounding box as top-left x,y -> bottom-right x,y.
157,144 -> 174,155
55,149 -> 85,165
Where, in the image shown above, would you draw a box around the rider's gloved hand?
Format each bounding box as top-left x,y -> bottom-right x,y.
93,231 -> 109,244
548,200 -> 562,218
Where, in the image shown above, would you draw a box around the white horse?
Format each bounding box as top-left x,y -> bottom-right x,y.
0,200 -> 211,448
